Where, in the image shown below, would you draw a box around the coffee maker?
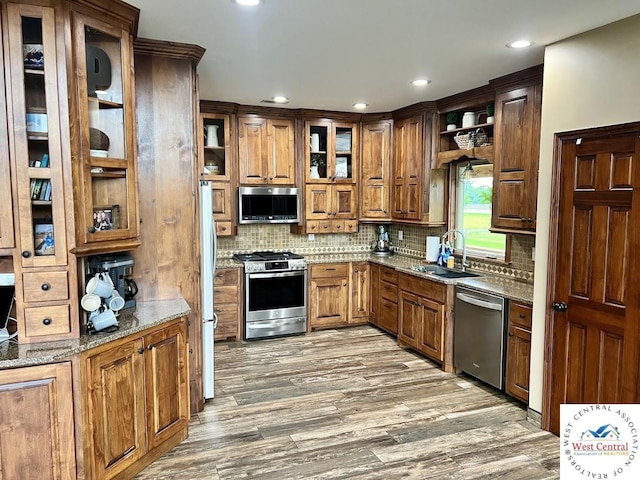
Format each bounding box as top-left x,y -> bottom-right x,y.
88,254 -> 138,309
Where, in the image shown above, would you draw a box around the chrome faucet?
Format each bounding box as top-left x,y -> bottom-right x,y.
442,230 -> 468,271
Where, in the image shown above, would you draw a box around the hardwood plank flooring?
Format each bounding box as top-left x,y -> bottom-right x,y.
135,326 -> 559,479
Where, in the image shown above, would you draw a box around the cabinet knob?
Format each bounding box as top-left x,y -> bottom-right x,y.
508,332 -> 514,337
42,318 -> 52,325
519,313 -> 525,319
88,226 -> 97,233
343,283 -> 347,287
520,218 -> 527,222
41,283 -> 50,291
552,301 -> 568,312
147,344 -> 154,350
22,250 -> 31,258
138,347 -> 144,354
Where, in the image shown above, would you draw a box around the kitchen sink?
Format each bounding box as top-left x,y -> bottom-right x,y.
410,265 -> 482,279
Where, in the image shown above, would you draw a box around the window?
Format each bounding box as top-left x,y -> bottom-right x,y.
453,161 -> 506,261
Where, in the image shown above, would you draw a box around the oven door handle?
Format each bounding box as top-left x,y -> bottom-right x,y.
247,270 -> 306,280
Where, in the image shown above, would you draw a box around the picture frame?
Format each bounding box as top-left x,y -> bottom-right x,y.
335,156 -> 349,178
93,205 -> 120,231
33,219 -> 54,256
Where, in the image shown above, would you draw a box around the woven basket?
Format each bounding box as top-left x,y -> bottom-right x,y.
454,128 -> 488,149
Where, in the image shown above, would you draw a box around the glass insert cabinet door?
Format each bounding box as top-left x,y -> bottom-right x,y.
6,4 -> 68,268
72,13 -> 138,249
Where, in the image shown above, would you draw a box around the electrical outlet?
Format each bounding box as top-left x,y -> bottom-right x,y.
398,230 -> 404,241
532,247 -> 536,262
308,233 -> 315,241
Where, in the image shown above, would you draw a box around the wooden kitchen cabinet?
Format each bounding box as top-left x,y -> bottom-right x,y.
350,261 -> 369,324
308,263 -> 350,330
0,362 -> 76,479
490,67 -> 542,234
391,111 -> 446,225
238,114 -> 295,185
199,107 -> 237,236
359,120 -> 392,221
5,3 -> 79,343
82,318 -> 189,480
213,267 -> 242,340
398,273 -> 452,369
505,302 -> 532,403
70,6 -> 140,254
369,264 -> 399,335
305,183 -> 357,233
0,15 -> 14,252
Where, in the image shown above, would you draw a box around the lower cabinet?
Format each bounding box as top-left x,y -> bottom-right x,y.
369,264 -> 399,335
309,262 -> 369,330
0,362 -> 76,479
213,267 -> 242,340
397,273 -> 454,371
82,318 -> 189,480
505,302 -> 532,403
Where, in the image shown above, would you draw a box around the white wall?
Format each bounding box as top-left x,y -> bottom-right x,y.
530,14 -> 640,413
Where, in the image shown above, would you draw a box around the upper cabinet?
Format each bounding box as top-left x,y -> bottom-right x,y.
70,9 -> 140,254
359,119 -> 392,222
391,110 -> 446,226
305,119 -> 357,184
6,4 -> 69,268
490,67 -> 542,234
0,14 -> 14,251
238,114 -> 295,185
200,108 -> 236,236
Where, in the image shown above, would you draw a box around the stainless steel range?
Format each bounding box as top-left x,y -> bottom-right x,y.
233,251 -> 307,340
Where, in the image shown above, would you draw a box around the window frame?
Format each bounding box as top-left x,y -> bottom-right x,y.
448,159 -> 509,263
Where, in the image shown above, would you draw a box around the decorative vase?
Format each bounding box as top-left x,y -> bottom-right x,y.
205,125 -> 219,147
310,165 -> 320,179
446,124 -> 456,131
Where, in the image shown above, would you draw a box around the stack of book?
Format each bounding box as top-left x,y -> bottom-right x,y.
29,154 -> 52,201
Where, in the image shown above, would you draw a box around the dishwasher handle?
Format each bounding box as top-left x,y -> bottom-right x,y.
456,292 -> 503,311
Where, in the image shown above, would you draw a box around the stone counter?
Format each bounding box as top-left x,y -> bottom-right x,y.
0,298 -> 191,369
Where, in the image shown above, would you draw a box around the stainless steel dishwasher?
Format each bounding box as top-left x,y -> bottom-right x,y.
454,286 -> 507,389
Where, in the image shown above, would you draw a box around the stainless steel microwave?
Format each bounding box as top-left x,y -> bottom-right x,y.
238,186 -> 300,224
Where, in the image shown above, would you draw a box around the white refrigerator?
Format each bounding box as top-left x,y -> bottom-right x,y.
200,180 -> 218,399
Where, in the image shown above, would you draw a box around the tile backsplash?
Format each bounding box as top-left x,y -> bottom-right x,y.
219,222 -> 535,281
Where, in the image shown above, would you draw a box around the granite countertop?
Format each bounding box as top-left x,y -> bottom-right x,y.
216,251 -> 533,304
0,298 -> 191,369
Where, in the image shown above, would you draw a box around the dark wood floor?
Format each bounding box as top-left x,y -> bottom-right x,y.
136,326 -> 559,479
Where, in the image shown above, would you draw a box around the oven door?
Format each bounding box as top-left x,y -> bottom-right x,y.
245,270 -> 307,322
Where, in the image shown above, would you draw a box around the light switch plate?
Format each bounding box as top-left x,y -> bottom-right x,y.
398,230 -> 404,241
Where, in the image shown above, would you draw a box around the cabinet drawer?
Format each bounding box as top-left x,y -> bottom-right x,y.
509,302 -> 532,329
380,266 -> 398,285
380,280 -> 398,303
310,263 -> 349,279
399,274 -> 445,303
216,222 -> 233,236
214,268 -> 239,285
214,303 -> 240,340
213,285 -> 238,304
378,298 -> 398,334
22,271 -> 69,302
24,305 -> 70,337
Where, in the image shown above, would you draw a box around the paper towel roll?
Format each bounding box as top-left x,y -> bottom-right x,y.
426,236 -> 440,262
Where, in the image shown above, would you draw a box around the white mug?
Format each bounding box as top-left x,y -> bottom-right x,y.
80,293 -> 102,312
106,289 -> 125,311
91,307 -> 118,331
86,273 -> 113,298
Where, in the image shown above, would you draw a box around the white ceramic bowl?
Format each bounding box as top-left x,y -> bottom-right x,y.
90,149 -> 108,158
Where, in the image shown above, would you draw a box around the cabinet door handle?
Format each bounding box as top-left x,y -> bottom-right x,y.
41,283 -> 50,291
147,344 -> 154,350
88,226 -> 97,233
42,318 -> 52,325
22,250 -> 31,258
138,347 -> 144,354
343,283 -> 347,287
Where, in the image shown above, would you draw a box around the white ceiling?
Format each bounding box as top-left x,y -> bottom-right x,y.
127,0 -> 640,113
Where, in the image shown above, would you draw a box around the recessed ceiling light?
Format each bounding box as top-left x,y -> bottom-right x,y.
411,79 -> 431,87
353,103 -> 368,110
235,0 -> 261,6
272,96 -> 289,104
506,40 -> 534,49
